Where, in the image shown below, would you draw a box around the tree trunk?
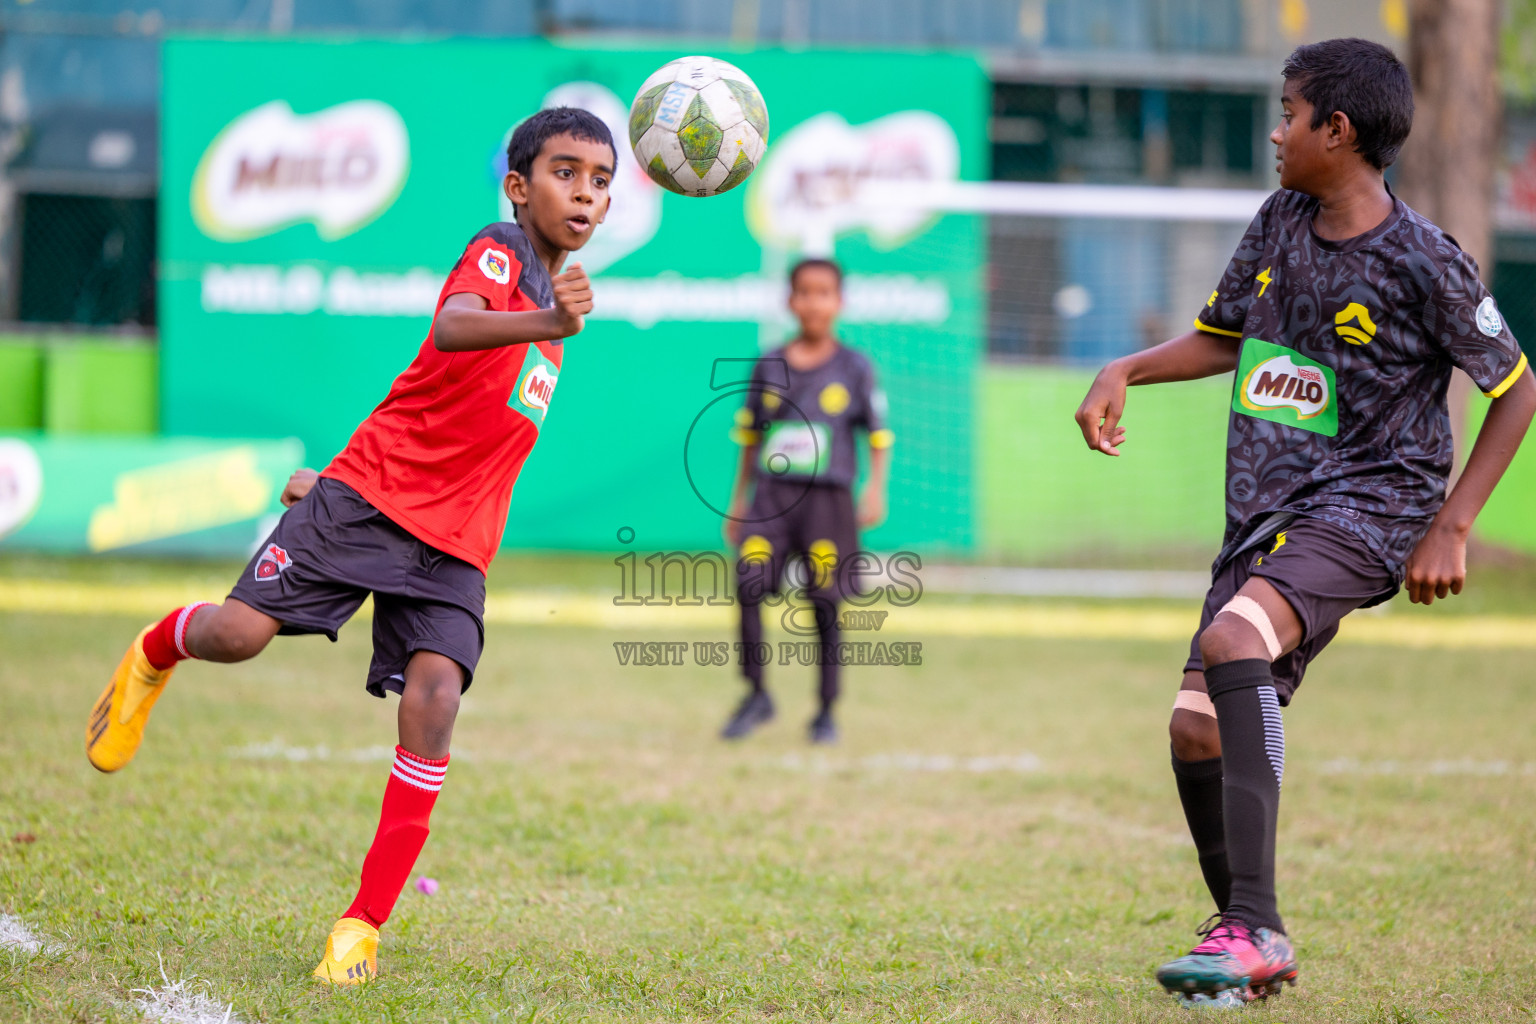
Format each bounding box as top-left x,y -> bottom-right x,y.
1397,0 -> 1504,477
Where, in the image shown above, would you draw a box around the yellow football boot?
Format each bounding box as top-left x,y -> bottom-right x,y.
87,626 -> 176,773
313,917 -> 379,985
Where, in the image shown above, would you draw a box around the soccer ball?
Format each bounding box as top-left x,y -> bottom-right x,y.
629,56 -> 769,198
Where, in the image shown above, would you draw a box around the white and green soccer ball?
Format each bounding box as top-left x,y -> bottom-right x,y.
629,56 -> 769,198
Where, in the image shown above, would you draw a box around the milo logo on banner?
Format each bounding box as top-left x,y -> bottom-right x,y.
1234,338 -> 1338,436
192,99 -> 410,242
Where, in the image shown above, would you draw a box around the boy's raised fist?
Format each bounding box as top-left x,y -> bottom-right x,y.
552,262 -> 592,335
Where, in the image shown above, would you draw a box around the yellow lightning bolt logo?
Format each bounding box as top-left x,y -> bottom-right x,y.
1256,266 -> 1273,298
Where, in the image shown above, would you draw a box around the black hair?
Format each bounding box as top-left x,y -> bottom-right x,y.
789,257 -> 843,291
506,106 -> 616,182
1281,37 -> 1413,170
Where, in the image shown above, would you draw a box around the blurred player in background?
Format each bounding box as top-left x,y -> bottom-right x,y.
1075,38 -> 1534,1007
722,258 -> 894,744
86,108 -> 614,985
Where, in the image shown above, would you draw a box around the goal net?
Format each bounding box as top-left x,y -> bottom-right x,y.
861,181 -> 1268,570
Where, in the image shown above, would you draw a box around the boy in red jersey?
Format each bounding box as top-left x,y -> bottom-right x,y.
85,107 -> 615,983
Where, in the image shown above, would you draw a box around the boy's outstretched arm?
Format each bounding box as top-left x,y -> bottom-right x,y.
724,444 -> 758,547
858,443 -> 890,529
1405,368 -> 1536,605
434,263 -> 592,351
1075,329 -> 1241,456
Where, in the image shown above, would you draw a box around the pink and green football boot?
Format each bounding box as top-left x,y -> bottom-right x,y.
1156,915 -> 1298,1004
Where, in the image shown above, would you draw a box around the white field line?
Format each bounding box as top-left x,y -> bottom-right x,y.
919,565 -> 1210,599
1320,758 -> 1536,778
773,751 -> 1043,775
132,957 -> 243,1024
225,740 -> 480,763
226,740 -> 397,763
1,916 -> 244,1023
0,912 -> 59,954
5,578 -> 1536,650
221,745 -> 1536,780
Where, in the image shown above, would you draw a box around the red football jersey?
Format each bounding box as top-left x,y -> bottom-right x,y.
323,223 -> 562,573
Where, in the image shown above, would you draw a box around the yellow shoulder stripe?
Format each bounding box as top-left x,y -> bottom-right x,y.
1193,317 -> 1242,338
1486,353 -> 1529,399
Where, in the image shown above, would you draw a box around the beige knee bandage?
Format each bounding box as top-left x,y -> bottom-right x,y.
1172,689 -> 1217,718
1217,594 -> 1283,661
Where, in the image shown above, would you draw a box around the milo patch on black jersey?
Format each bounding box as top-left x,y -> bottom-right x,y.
760,421 -> 830,478
1234,338 -> 1338,437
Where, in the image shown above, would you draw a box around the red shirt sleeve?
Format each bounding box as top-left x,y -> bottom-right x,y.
441,235 -> 525,311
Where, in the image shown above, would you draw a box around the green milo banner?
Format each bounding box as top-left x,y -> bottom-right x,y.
160,38 -> 986,554
0,435 -> 303,556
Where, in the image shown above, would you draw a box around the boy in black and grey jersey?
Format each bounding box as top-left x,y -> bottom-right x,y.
722,258 -> 894,744
1075,38 -> 1533,1005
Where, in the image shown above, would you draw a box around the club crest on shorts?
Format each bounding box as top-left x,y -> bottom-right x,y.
254,543 -> 292,581
478,246 -> 512,284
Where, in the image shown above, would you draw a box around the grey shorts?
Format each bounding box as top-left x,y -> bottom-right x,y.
1182,515 -> 1397,704
229,477 -> 485,698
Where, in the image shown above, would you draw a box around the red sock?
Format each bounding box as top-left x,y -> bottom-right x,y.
142,603 -> 214,671
343,746 -> 449,929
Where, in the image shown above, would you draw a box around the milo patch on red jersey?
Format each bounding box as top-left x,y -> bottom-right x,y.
1235,338 -> 1338,437
510,345 -> 559,429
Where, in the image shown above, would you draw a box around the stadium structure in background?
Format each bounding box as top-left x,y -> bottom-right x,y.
0,0 -> 1533,569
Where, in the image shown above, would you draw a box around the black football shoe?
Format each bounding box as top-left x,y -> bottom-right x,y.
808,710 -> 838,745
720,690 -> 775,740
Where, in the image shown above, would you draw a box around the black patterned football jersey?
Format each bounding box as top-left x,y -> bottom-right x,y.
1195,188 -> 1528,580
732,343 -> 892,490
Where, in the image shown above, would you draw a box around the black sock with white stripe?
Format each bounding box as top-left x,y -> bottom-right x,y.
1205,658 -> 1285,934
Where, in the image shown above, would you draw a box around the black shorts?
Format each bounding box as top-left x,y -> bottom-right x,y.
735,476 -> 862,601
229,477 -> 486,698
1182,515 -> 1396,704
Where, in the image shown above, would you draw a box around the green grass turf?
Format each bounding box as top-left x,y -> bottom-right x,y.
4,564 -> 1536,1022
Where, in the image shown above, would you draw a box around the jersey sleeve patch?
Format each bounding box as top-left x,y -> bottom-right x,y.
1422,252 -> 1527,396
442,228 -> 525,311
478,247 -> 512,284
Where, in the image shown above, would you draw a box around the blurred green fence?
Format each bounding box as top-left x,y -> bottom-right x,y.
0,335 -> 157,434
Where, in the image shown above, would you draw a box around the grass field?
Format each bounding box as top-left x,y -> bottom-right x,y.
4,555 -> 1536,1023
